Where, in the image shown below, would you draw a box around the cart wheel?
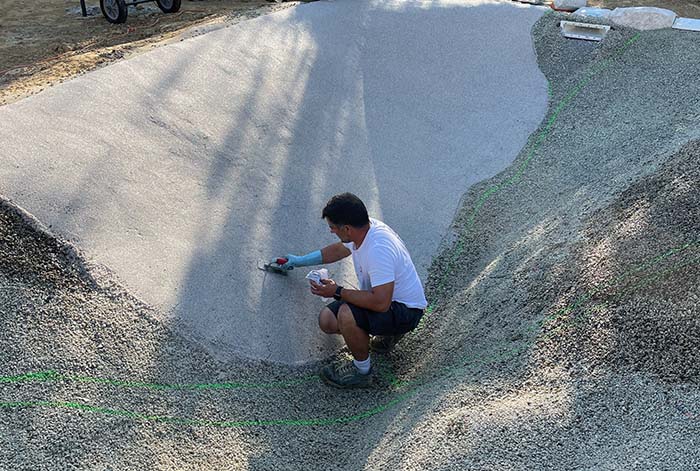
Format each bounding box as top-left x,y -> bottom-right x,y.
100,0 -> 128,23
156,0 -> 182,13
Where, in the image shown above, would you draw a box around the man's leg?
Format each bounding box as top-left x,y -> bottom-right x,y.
337,303 -> 369,361
319,303 -> 374,388
318,307 -> 340,334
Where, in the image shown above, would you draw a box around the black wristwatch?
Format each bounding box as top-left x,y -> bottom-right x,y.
333,285 -> 344,301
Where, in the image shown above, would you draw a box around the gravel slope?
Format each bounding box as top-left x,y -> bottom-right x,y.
1,10 -> 699,471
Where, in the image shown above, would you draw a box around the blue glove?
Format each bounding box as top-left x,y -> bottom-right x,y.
281,250 -> 322,270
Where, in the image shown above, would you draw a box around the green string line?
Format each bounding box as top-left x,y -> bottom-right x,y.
0,33 -> 646,427
430,33 -> 641,303
6,236 -> 690,425
0,390 -> 420,427
1,241 -> 690,427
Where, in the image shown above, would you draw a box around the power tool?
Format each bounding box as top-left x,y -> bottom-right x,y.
258,257 -> 290,276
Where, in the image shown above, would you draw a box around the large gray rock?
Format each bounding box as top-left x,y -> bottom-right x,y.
554,0 -> 586,11
610,7 -> 677,30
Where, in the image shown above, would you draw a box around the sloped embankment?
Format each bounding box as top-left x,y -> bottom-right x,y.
417,13 -> 700,384
392,11 -> 700,469
1,11 -> 699,471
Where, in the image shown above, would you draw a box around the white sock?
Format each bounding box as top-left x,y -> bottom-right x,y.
353,356 -> 371,375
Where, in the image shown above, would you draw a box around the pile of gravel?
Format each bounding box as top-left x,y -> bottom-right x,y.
412,10 -> 700,469
1,10 -> 699,471
532,139 -> 700,382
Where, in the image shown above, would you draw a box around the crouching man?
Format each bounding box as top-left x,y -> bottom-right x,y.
281,193 -> 427,388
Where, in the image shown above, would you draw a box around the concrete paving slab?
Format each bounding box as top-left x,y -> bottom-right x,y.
673,17 -> 700,31
0,0 -> 548,364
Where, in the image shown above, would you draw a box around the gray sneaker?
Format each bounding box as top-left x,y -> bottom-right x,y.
370,334 -> 405,353
320,360 -> 373,389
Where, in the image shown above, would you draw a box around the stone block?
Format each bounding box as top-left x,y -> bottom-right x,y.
572,7 -> 612,19
553,0 -> 586,11
673,17 -> 700,32
610,7 -> 677,30
560,21 -> 610,41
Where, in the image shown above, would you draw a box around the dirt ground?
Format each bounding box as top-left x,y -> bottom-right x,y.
0,0 -> 300,105
0,0 -> 697,106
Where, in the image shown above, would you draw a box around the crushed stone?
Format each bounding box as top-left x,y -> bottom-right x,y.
1,10 -> 699,471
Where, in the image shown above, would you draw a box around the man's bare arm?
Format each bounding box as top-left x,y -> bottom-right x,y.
321,242 -> 352,264
339,281 -> 394,313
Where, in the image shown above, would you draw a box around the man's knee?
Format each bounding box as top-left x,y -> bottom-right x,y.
319,307 -> 339,334
337,303 -> 356,328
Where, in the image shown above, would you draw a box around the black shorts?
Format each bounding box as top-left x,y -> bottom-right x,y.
325,300 -> 424,336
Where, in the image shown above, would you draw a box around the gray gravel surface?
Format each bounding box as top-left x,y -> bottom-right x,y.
1,9 -> 699,471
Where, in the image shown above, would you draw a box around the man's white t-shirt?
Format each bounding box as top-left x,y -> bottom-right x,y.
343,218 -> 427,310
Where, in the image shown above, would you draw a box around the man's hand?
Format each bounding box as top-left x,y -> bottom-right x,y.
280,254 -> 301,270
310,278 -> 337,298
280,250 -> 323,270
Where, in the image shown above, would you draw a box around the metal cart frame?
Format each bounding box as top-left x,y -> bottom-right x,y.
80,0 -> 182,24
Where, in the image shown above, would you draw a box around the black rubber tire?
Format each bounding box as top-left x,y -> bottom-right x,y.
156,0 -> 182,13
100,0 -> 128,23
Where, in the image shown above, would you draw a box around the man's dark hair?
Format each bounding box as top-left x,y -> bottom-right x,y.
322,193 -> 370,228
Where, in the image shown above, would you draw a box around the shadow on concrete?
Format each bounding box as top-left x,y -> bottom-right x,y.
150,0 -> 548,369
153,0 -> 547,467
